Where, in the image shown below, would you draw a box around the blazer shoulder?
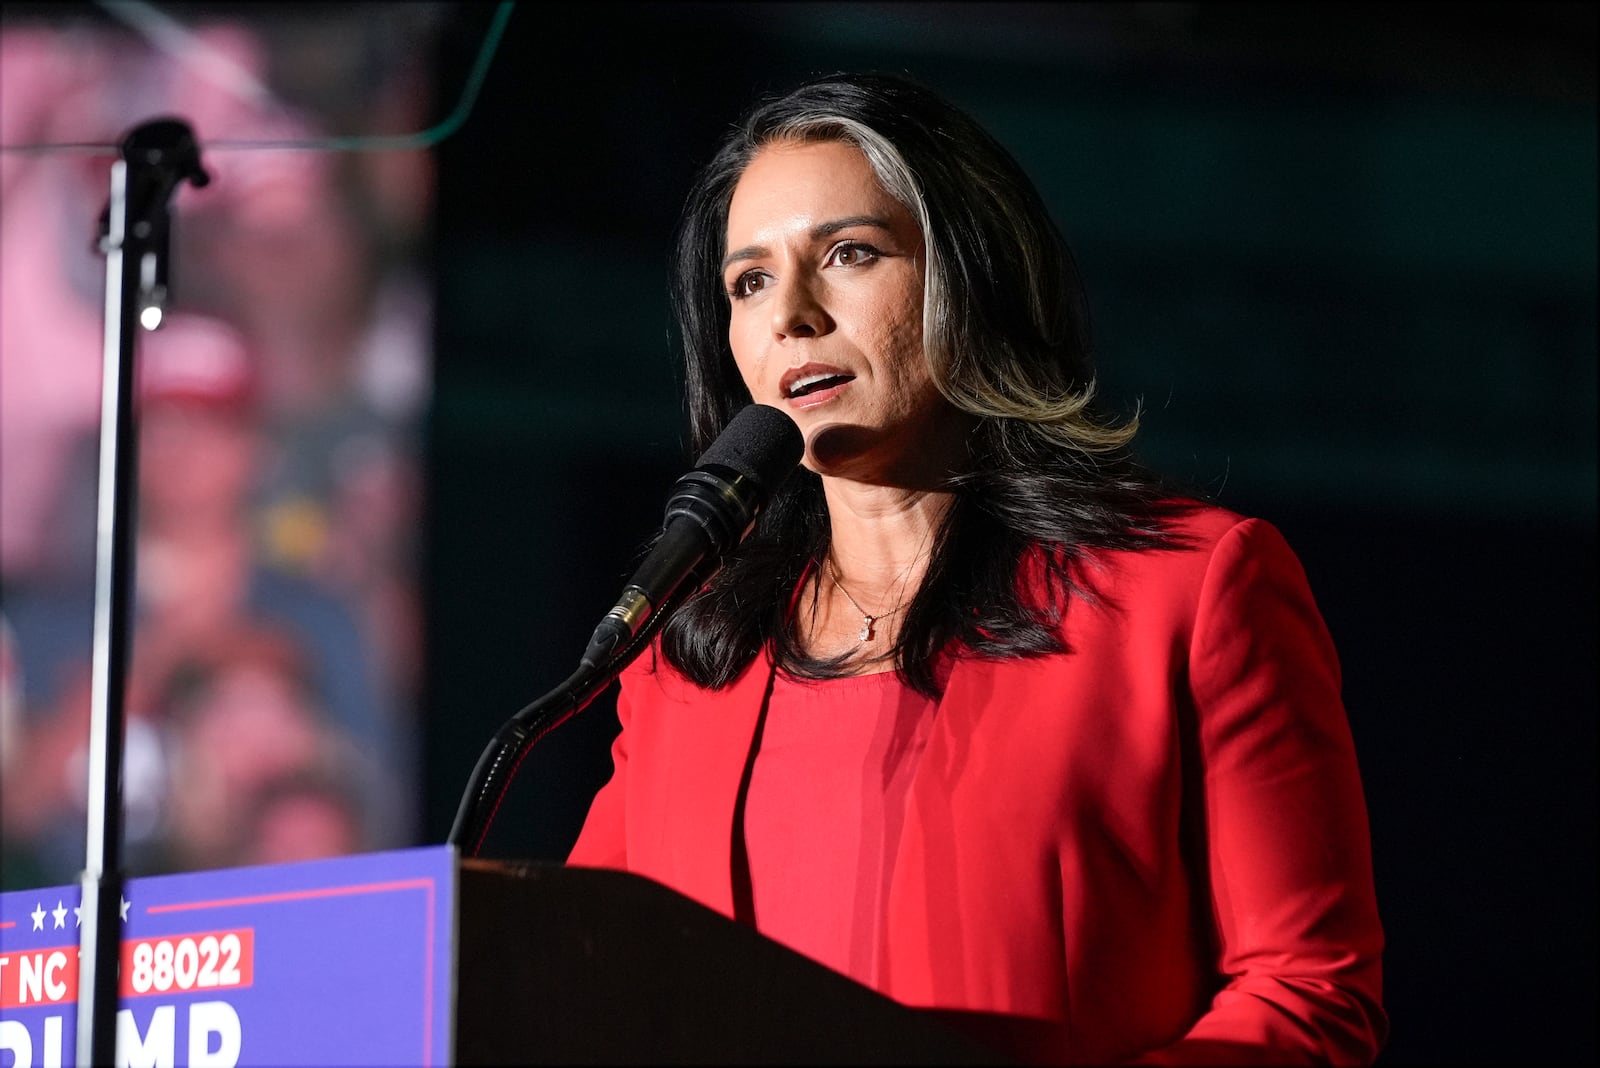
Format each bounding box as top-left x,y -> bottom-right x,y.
1056,502 -> 1302,625
1158,499 -> 1254,550
1070,501 -> 1251,579
616,637 -> 772,709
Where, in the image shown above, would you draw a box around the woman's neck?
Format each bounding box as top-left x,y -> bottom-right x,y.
820,478 -> 953,600
791,478 -> 955,668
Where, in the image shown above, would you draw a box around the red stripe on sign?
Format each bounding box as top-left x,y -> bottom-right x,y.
146,877 -> 434,913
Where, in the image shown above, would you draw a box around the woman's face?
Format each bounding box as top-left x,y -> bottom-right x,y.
723,139 -> 957,482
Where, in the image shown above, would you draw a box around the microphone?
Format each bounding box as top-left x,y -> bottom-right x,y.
450,404 -> 800,855
579,403 -> 803,669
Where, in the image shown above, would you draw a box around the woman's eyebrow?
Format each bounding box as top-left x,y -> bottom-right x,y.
721,215 -> 894,273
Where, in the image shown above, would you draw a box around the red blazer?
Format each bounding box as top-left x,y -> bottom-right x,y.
568,507 -> 1386,1065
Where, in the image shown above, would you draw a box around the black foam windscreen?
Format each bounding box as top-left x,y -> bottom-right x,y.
695,404 -> 804,491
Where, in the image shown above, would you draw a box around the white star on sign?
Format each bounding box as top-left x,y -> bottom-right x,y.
120,896 -> 130,922
31,902 -> 45,931
51,901 -> 67,929
73,904 -> 83,927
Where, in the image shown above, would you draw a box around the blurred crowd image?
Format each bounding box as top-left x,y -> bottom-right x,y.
0,7 -> 439,887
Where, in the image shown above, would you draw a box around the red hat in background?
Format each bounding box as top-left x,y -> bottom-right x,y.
139,314 -> 258,413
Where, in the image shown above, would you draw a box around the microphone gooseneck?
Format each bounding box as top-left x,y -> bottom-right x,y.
448,403 -> 803,857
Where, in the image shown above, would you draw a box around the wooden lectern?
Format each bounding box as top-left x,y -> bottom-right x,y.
457,858 -> 1011,1064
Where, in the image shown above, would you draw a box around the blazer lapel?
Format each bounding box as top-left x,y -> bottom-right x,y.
662,649 -> 776,918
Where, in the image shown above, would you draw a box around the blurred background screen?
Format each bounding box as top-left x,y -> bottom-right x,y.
1,3 -> 1594,1065
1,1 -> 443,878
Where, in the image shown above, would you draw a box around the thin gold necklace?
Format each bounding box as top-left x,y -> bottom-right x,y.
825,557 -> 909,643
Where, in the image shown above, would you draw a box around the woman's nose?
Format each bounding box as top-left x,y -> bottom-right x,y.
772,277 -> 831,340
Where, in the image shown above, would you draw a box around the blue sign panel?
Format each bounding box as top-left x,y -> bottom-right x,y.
0,845 -> 457,1066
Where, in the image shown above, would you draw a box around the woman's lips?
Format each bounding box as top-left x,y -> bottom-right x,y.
787,378 -> 852,409
780,363 -> 855,409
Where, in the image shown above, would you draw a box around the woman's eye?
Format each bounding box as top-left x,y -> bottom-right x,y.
729,272 -> 766,299
828,242 -> 878,267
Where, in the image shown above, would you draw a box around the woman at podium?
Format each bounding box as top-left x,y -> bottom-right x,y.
567,72 -> 1386,1066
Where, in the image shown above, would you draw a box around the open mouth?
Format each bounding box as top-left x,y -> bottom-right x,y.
784,372 -> 854,399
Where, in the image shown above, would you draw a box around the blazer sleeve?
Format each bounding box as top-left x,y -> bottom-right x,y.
1131,519 -> 1388,1066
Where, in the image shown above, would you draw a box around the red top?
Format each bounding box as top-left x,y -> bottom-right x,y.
742,668 -> 938,987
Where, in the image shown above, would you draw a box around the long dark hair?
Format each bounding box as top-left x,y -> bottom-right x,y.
661,72 -> 1187,697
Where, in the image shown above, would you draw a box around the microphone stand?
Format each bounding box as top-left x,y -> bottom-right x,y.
447,580 -> 694,859
77,118 -> 208,1068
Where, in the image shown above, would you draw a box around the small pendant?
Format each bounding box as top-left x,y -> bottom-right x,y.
858,616 -> 876,642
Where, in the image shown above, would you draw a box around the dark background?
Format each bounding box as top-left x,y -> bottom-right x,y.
419,4 -> 1596,1064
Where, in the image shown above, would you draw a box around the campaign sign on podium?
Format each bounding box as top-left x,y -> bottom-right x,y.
0,845 -> 455,1067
